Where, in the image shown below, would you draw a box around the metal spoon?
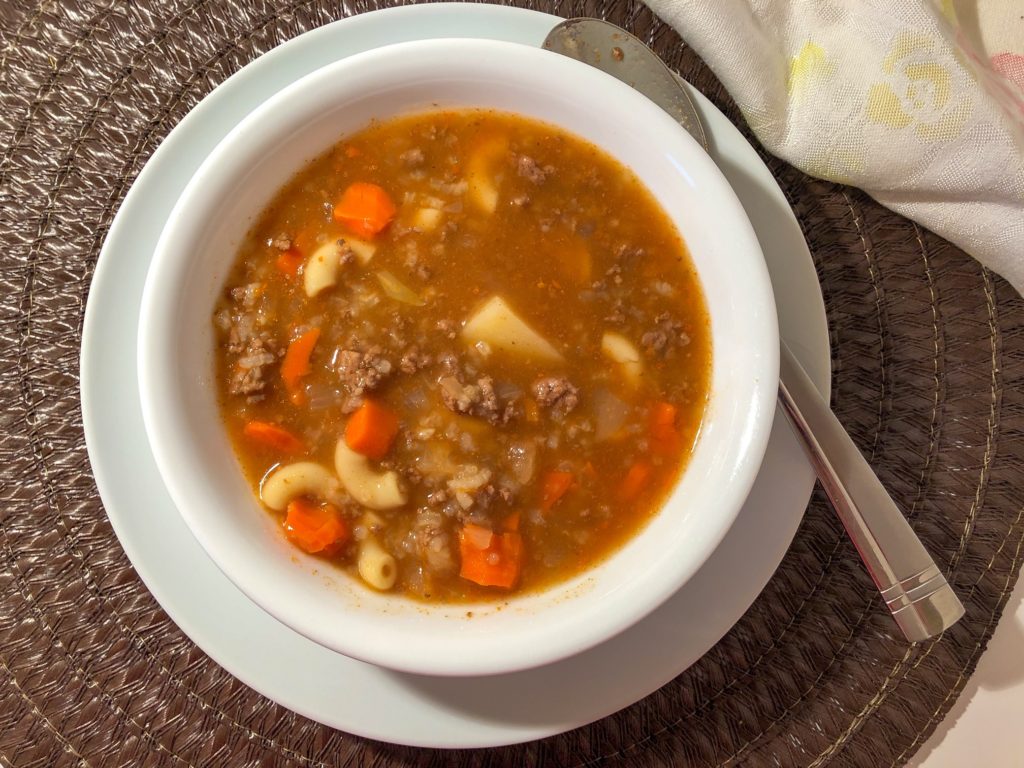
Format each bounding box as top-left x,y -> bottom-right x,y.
543,18 -> 965,642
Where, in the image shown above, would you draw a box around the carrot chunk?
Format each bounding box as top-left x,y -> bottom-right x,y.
292,228 -> 320,256
332,182 -> 396,239
275,247 -> 304,277
540,470 -> 574,511
618,461 -> 652,502
283,499 -> 350,556
281,328 -> 320,405
242,420 -> 304,453
459,523 -> 523,589
344,399 -> 400,460
649,401 -> 681,454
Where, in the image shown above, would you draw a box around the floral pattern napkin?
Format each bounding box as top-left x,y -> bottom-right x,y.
646,0 -> 1024,294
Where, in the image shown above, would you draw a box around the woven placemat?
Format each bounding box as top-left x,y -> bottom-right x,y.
2,0 -> 1023,765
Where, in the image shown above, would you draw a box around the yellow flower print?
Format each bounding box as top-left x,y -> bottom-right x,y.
866,33 -> 971,140
804,144 -> 866,186
787,41 -> 834,102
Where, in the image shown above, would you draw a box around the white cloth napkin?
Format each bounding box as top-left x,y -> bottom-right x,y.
645,0 -> 1024,294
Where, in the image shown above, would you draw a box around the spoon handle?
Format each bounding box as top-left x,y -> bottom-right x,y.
778,342 -> 965,641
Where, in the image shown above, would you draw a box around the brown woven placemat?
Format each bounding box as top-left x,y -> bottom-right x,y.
2,0 -> 1023,765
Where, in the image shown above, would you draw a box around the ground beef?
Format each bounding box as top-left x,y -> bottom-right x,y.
516,154 -> 552,184
400,147 -> 425,167
436,319 -> 458,340
615,243 -> 645,261
228,334 -> 276,397
340,395 -> 364,414
426,488 -> 450,507
336,240 -> 356,267
336,346 -> 392,397
414,510 -> 455,575
269,233 -> 292,250
222,283 -> 278,397
414,263 -> 432,280
531,376 -> 580,417
472,483 -> 504,511
399,347 -> 432,374
438,374 -> 517,425
229,283 -> 261,310
604,300 -> 626,325
641,312 -> 690,356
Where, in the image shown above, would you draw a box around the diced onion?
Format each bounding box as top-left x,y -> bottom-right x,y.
507,441 -> 538,484
593,388 -> 629,441
463,524 -> 494,549
375,269 -> 425,306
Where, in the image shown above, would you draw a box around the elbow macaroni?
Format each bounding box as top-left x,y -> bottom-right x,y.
334,439 -> 407,509
357,538 -> 397,590
260,461 -> 338,510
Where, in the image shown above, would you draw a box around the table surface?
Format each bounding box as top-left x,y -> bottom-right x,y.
3,1 -> 1022,765
914,571 -> 1024,767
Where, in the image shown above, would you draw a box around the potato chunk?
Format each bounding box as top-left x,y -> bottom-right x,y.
303,241 -> 344,297
462,296 -> 564,363
601,331 -> 644,387
412,207 -> 443,231
343,236 -> 377,265
466,135 -> 508,214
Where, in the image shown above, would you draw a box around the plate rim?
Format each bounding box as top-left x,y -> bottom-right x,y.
81,1 -> 830,748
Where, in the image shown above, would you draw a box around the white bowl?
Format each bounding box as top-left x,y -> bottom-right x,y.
138,38 -> 778,677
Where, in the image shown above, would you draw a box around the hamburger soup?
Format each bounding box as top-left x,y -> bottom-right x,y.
212,109 -> 711,602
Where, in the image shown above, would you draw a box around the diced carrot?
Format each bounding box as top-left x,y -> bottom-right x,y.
459,523 -> 523,589
333,182 -> 396,239
242,420 -> 304,453
649,401 -> 681,454
292,228 -> 319,256
650,401 -> 677,430
618,461 -> 652,502
283,499 -> 350,556
281,328 -> 320,405
275,247 -> 304,277
344,399 -> 400,460
344,145 -> 361,158
502,512 -> 521,532
540,470 -> 574,511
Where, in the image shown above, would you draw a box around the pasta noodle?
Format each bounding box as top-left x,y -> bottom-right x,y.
260,462 -> 338,511
357,538 -> 397,591
334,439 -> 407,510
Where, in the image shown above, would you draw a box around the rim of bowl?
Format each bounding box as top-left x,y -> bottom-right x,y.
137,37 -> 779,676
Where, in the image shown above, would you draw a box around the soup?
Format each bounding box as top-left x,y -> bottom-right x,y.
212,109 -> 711,602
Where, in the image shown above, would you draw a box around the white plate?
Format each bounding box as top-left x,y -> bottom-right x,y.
80,3 -> 829,749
